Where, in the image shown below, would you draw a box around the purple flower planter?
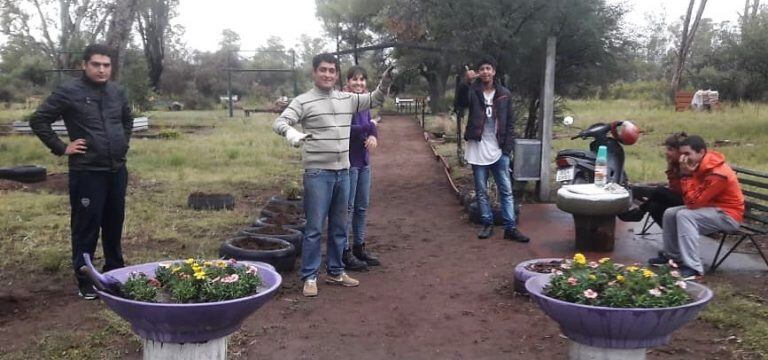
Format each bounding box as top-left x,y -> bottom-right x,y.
513,258 -> 564,294
525,275 -> 713,349
95,260 -> 282,343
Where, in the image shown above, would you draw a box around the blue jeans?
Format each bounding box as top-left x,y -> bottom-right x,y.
472,154 -> 517,230
301,169 -> 350,281
348,166 -> 371,247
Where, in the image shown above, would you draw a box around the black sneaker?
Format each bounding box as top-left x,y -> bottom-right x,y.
353,243 -> 380,266
618,206 -> 647,222
342,248 -> 368,272
78,284 -> 98,300
504,228 -> 530,243
678,265 -> 701,280
648,251 -> 680,266
478,225 -> 494,239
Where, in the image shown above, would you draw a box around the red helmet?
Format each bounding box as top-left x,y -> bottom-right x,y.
611,121 -> 640,145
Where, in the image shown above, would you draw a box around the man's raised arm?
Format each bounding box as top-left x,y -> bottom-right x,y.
273,98 -> 311,147
351,67 -> 395,113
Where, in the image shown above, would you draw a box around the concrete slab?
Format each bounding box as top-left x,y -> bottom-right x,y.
519,203 -> 767,272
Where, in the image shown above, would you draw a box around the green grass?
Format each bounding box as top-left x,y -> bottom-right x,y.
700,285 -> 768,358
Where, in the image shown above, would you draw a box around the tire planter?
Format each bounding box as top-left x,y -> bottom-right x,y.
0,165 -> 47,183
238,225 -> 303,254
525,275 -> 713,349
94,260 -> 282,343
187,192 -> 235,210
219,235 -> 297,272
255,215 -> 306,233
513,258 -> 564,294
260,203 -> 304,220
267,195 -> 303,210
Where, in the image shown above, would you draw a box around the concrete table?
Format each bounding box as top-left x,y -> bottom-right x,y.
556,184 -> 631,252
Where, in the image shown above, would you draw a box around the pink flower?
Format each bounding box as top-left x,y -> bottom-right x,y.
147,278 -> 162,288
583,289 -> 598,299
670,270 -> 681,278
567,277 -> 578,286
675,280 -> 687,289
247,265 -> 259,275
648,288 -> 663,297
560,263 -> 571,270
588,261 -> 599,268
668,259 -> 679,268
221,274 -> 240,283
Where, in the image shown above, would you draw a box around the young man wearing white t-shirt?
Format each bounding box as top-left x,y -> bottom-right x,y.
457,57 -> 529,242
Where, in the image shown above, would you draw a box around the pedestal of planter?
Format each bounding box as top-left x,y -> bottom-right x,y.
569,341 -> 646,360
144,337 -> 227,360
556,184 -> 631,252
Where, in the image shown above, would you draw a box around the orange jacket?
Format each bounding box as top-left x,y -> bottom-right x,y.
680,150 -> 744,222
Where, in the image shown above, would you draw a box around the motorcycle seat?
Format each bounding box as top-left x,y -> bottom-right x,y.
557,149 -> 596,160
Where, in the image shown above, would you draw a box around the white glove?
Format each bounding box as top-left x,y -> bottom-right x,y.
285,128 -> 311,147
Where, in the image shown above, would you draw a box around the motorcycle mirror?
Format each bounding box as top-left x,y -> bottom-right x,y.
563,116 -> 574,126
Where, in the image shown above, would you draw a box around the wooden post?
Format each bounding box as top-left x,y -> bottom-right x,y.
538,36 -> 556,201
143,337 -> 227,360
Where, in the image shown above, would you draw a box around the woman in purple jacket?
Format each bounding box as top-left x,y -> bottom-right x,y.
342,66 -> 381,271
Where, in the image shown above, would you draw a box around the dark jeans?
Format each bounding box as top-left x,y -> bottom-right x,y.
69,167 -> 128,287
632,185 -> 684,228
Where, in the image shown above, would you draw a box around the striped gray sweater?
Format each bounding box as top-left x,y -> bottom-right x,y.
273,85 -> 387,170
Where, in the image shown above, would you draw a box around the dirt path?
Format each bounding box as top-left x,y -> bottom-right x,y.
240,115 -> 731,359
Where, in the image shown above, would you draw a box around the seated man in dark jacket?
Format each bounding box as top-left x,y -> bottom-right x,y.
456,57 -> 529,242
30,44 -> 133,300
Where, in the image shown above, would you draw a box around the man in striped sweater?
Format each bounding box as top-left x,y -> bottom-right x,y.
273,53 -> 393,297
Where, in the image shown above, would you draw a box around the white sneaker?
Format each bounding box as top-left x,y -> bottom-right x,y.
326,272 -> 359,287
303,278 -> 318,297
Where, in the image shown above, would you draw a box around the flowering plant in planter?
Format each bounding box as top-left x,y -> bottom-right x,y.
545,253 -> 691,308
122,258 -> 262,303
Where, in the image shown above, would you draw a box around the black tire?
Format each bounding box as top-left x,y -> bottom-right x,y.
0,165 -> 47,183
187,192 -> 235,210
219,235 -> 296,272
237,225 -> 303,254
254,216 -> 306,233
267,195 -> 303,210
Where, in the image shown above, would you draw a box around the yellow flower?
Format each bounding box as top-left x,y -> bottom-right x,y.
573,253 -> 587,265
204,261 -> 213,267
194,271 -> 206,280
616,275 -> 625,282
185,258 -> 195,264
172,266 -> 181,273
216,260 -> 228,268
626,266 -> 639,272
598,257 -> 610,264
642,269 -> 656,278
588,274 -> 597,280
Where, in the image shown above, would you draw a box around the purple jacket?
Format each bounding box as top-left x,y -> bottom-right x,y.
349,109 -> 378,168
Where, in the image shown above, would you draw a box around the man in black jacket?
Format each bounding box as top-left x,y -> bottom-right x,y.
30,44 -> 133,300
457,57 -> 529,242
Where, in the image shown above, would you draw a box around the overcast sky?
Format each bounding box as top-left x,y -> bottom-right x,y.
176,0 -> 744,53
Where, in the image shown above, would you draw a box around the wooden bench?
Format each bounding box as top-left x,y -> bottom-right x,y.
710,166 -> 768,271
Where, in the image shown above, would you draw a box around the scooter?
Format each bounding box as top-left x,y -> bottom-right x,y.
555,118 -> 640,186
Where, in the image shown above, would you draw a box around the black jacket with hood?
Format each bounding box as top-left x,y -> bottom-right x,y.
30,76 -> 133,172
456,80 -> 517,154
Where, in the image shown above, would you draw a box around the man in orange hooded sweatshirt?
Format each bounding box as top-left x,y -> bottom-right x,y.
648,135 -> 744,278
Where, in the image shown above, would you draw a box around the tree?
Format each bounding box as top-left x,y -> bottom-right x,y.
105,0 -> 140,80
670,0 -> 708,97
137,0 -> 178,90
316,0 -> 385,64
